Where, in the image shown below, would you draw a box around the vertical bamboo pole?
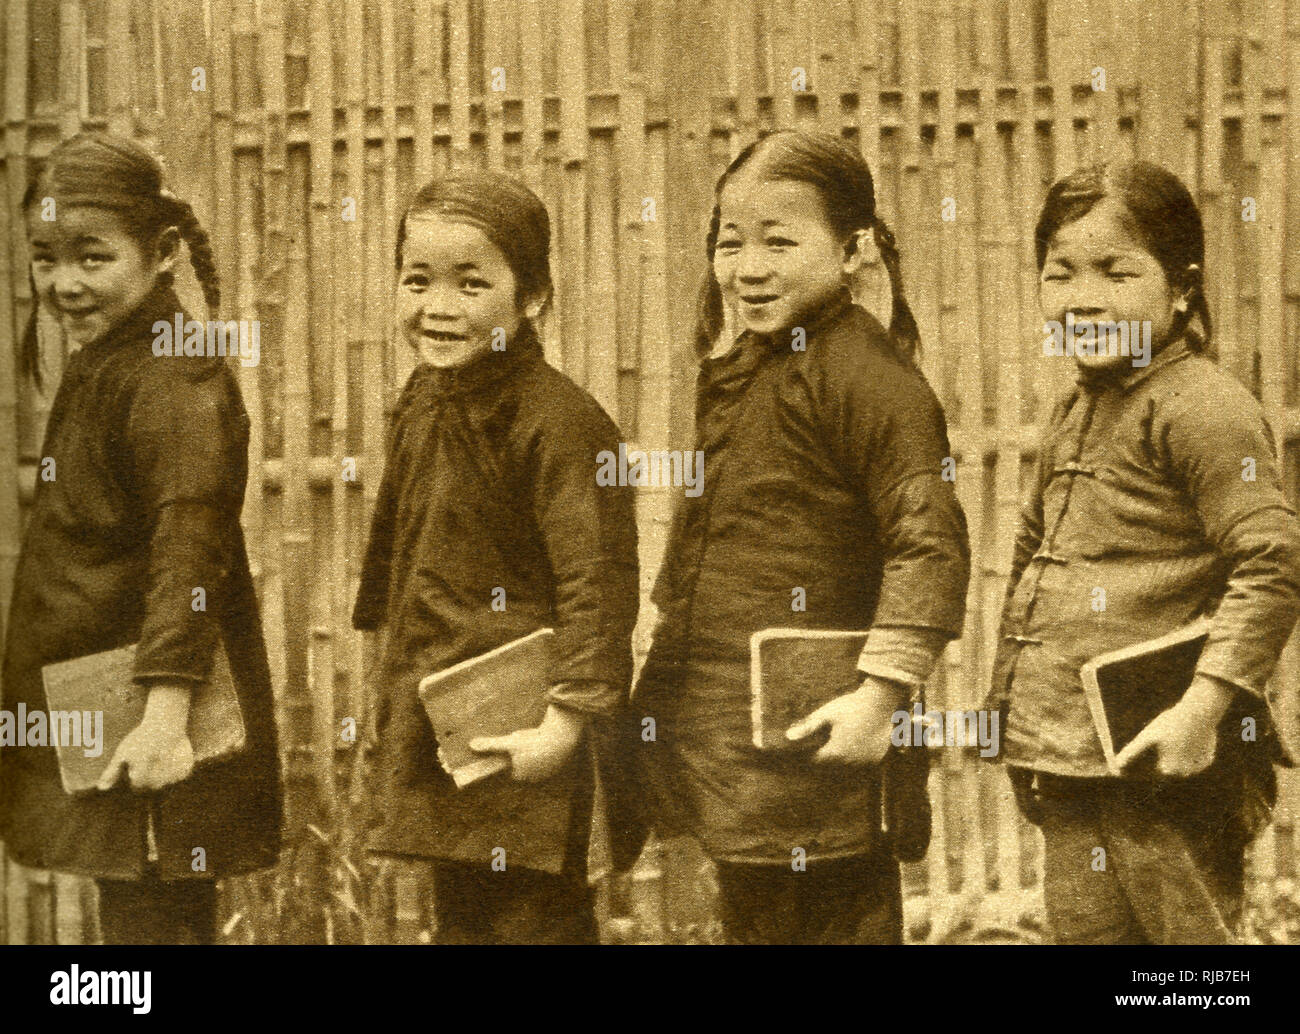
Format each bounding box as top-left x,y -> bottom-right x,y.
587,139 -> 618,418
449,0 -> 472,165
105,0 -> 132,138
210,0 -> 238,328
1046,2 -> 1076,178
855,0 -> 881,174
308,0 -> 339,830
557,0 -> 589,384
0,0 -> 29,651
1236,0 -> 1262,391
412,0 -> 436,181
57,0 -> 82,139
983,73 -> 1025,930
732,0 -> 759,156
1092,0 -> 1120,162
518,0 -> 544,191
484,0 -> 507,171
1199,0 -> 1230,367
610,0 -> 642,440
808,0 -> 839,136
232,0 -> 267,596
951,12 -> 987,933
770,0 -> 795,127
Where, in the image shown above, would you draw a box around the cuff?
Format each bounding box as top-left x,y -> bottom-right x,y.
856,626 -> 950,687
546,680 -> 617,716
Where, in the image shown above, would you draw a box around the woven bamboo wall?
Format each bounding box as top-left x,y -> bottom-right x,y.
2,0 -> 1298,944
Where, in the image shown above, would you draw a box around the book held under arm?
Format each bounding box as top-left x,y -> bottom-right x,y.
750,628 -> 871,750
418,628 -> 554,788
749,626 -> 933,861
1080,617 -> 1213,776
41,640 -> 246,795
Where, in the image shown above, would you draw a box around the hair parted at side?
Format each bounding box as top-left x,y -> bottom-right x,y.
20,131 -> 222,386
395,170 -> 553,307
1034,160 -> 1212,353
696,128 -> 921,370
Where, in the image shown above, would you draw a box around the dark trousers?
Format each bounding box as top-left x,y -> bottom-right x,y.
1029,773 -> 1246,944
714,851 -> 903,945
95,870 -> 218,945
432,861 -> 599,944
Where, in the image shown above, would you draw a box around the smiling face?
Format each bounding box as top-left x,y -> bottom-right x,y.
1038,197 -> 1183,373
397,216 -> 531,369
712,173 -> 854,338
25,204 -> 175,348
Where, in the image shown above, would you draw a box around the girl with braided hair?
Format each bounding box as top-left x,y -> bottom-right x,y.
1,132 -> 282,943
634,129 -> 970,943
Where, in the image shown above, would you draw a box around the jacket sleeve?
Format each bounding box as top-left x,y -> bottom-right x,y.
822,358 -> 971,640
352,436 -> 403,632
125,364 -> 246,685
528,393 -> 640,715
1158,390 -> 1300,697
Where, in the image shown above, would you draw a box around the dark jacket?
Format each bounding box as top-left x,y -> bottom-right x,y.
352,326 -> 639,876
0,281 -> 283,881
990,338 -> 1300,778
635,293 -> 970,863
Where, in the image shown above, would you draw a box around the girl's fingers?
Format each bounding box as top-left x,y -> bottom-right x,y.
786,710 -> 829,741
1114,726 -> 1158,770
96,749 -> 129,791
469,734 -> 515,755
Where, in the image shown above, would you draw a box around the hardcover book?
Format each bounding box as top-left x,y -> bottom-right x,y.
41,640 -> 246,795
750,628 -> 870,750
418,628 -> 554,788
1080,617 -> 1213,775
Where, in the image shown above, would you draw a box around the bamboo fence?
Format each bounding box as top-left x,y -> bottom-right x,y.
1,0 -> 1298,944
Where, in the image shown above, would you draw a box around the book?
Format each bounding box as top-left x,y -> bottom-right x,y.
1080,617 -> 1213,775
41,640 -> 246,795
750,628 -> 870,750
418,628 -> 554,788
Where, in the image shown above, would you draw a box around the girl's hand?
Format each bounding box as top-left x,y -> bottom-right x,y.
1113,676 -> 1236,777
97,683 -> 196,792
469,704 -> 585,783
786,676 -> 905,766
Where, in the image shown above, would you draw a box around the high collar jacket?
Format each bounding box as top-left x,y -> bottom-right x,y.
636,296 -> 970,863
991,339 -> 1300,778
1,282 -> 282,881
352,331 -> 639,874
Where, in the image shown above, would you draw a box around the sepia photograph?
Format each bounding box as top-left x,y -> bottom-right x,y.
0,0 -> 1298,1015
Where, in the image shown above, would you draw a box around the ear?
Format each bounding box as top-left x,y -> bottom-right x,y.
1173,263 -> 1200,311
521,286 -> 551,321
841,229 -> 875,278
153,226 -> 181,277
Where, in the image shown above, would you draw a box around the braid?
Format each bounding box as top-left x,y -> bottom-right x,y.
21,266 -> 42,389
871,215 -> 922,369
694,203 -> 725,356
1167,271 -> 1214,359
1191,285 -> 1213,352
168,196 -> 221,315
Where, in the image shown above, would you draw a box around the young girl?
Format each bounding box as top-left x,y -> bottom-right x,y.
634,130 -> 971,944
992,161 -> 1300,944
351,171 -> 640,944
0,132 -> 283,943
